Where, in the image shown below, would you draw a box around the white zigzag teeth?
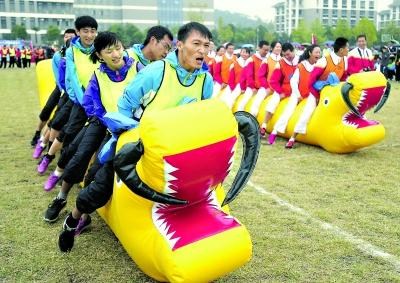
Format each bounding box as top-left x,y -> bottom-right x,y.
152,203 -> 180,249
343,120 -> 358,128
208,190 -> 222,209
166,230 -> 176,240
168,236 -> 180,248
164,182 -> 177,194
164,160 -> 178,174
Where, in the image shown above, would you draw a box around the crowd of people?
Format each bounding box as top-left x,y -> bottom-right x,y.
0,45 -> 56,68
204,34 -> 383,147
30,15 -> 391,254
30,16 -> 212,253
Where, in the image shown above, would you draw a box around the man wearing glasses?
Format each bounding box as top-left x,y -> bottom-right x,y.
129,25 -> 173,67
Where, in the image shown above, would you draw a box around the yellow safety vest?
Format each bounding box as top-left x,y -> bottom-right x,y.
72,46 -> 99,89
95,61 -> 138,113
126,48 -> 148,66
26,50 -> 31,59
9,48 -> 15,56
143,60 -> 205,116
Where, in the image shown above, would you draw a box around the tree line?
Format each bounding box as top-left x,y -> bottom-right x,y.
5,17 -> 400,47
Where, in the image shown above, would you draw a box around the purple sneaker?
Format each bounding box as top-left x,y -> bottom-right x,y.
268,133 -> 277,145
44,172 -> 60,191
37,155 -> 53,175
75,215 -> 92,236
33,143 -> 45,159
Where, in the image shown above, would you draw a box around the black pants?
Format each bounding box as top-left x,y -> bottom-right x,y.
39,86 -> 61,122
8,56 -> 15,68
395,64 -> 400,82
57,103 -> 87,146
61,119 -> 106,184
76,135 -> 114,214
0,58 -> 6,68
48,96 -> 73,131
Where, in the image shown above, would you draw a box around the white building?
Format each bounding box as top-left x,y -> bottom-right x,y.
378,0 -> 400,30
275,0 -> 376,35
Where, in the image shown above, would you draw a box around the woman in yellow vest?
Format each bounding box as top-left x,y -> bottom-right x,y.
54,31 -> 139,247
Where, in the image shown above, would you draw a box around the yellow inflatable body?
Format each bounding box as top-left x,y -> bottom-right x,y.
98,100 -> 260,282
220,71 -> 390,153
35,59 -> 55,109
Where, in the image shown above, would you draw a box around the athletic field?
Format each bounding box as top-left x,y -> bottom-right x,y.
1,67 -> 399,282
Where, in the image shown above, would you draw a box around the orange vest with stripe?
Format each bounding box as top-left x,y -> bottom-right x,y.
279,59 -> 297,96
319,55 -> 345,81
267,55 -> 279,83
252,54 -> 263,89
233,61 -> 244,85
298,63 -> 312,98
221,55 -> 235,84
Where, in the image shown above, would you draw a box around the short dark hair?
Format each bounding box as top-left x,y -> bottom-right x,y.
177,22 -> 212,42
357,34 -> 367,41
282,42 -> 294,52
143,25 -> 173,46
216,45 -> 225,52
75,15 -> 98,30
258,40 -> 269,48
241,47 -> 251,55
333,37 -> 348,53
225,42 -> 234,49
89,31 -> 121,63
64,28 -> 77,36
271,41 -> 282,50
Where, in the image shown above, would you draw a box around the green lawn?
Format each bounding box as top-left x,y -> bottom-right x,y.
0,67 -> 399,282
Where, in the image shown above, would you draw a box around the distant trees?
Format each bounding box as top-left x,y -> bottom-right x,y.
44,25 -> 61,45
353,18 -> 377,45
10,24 -> 28,40
108,24 -> 144,47
380,21 -> 400,43
332,19 -> 352,40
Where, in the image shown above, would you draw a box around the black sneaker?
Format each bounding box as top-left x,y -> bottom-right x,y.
44,197 -> 66,223
58,216 -> 76,252
30,131 -> 40,147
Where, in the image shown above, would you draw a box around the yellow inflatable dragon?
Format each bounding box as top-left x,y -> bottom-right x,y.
231,71 -> 390,153
98,99 -> 261,282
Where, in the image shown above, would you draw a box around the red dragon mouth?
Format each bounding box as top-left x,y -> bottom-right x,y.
342,86 -> 386,128
152,136 -> 240,251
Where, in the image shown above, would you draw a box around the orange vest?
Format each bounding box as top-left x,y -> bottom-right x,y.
298,63 -> 312,98
267,55 -> 279,83
252,54 -> 263,89
279,59 -> 297,96
233,60 -> 244,85
221,55 -> 235,84
1,48 -> 7,57
204,54 -> 214,65
320,54 -> 345,81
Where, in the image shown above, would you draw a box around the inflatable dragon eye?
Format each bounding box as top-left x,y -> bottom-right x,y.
323,98 -> 329,106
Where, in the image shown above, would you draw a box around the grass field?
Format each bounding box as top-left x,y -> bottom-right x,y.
0,67 -> 399,282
